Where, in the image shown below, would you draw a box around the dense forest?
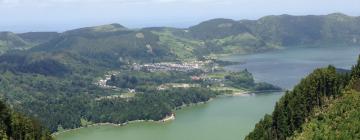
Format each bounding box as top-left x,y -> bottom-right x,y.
245,56 -> 360,140
0,100 -> 53,140
89,88 -> 218,124
291,90 -> 360,139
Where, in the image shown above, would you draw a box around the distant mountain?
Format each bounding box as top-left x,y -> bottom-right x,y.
241,13 -> 360,46
0,32 -> 30,52
0,31 -> 59,54
189,18 -> 250,40
0,13 -> 358,77
18,32 -> 60,45
4,13 -> 360,53
29,24 -> 175,70
183,13 -> 360,55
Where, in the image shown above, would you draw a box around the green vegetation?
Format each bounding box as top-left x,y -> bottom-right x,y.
2,13 -> 359,58
0,70 -> 217,132
223,70 -> 280,91
0,100 -> 53,140
0,13 -> 359,136
106,70 -> 196,90
153,29 -> 204,59
291,90 -> 360,140
0,72 -> 106,132
206,33 -> 280,54
245,56 -> 360,140
187,13 -> 360,54
0,32 -> 31,53
90,88 -> 218,123
107,68 -> 280,94
0,32 -> 59,54
242,13 -> 360,47
0,54 -> 279,133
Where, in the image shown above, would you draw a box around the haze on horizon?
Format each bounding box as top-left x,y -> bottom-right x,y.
1,0 -> 360,33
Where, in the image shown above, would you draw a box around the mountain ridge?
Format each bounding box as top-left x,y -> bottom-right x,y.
0,13 -> 359,78
1,13 -> 358,57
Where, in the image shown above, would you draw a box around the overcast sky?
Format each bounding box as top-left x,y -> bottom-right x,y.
1,0 -> 360,32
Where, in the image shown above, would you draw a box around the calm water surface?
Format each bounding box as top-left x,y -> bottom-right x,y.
223,46 -> 360,89
56,46 -> 359,140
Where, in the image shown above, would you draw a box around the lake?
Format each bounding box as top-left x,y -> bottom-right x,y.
223,46 -> 360,89
56,46 -> 359,140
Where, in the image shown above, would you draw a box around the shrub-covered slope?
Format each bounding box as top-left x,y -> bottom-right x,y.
0,100 -> 53,140
291,90 -> 360,140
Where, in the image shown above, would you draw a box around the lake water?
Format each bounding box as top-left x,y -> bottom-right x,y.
223,46 -> 359,89
56,46 -> 359,140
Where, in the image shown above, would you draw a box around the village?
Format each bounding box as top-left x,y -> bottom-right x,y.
131,60 -> 218,72
91,58 -> 269,103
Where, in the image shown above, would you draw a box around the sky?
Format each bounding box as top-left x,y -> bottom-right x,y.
1,0 -> 360,32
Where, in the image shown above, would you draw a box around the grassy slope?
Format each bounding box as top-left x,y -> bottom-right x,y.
153,29 -> 204,60
208,33 -> 281,54
0,32 -> 31,52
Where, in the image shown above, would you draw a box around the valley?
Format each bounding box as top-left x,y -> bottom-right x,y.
55,46 -> 359,140
0,13 -> 360,140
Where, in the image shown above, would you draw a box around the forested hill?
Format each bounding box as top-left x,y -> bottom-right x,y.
0,100 -> 53,140
0,32 -> 59,53
0,13 -> 358,77
1,13 -> 360,60
245,56 -> 360,140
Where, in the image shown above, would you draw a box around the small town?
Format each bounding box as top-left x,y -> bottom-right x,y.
132,60 -> 214,72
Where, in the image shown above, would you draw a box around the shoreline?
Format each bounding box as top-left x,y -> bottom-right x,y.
52,99 -> 215,137
52,113 -> 176,136
52,90 -> 280,137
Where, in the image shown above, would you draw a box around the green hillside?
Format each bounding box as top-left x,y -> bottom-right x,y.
0,32 -> 30,53
189,18 -> 250,40
245,56 -> 360,140
242,13 -> 360,47
1,13 -> 359,65
18,32 -> 60,45
30,24 -> 175,67
0,31 -> 59,54
291,90 -> 360,140
181,13 -> 360,55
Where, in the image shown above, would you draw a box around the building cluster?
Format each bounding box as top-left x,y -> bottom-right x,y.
95,71 -> 120,89
132,61 -> 207,72
157,83 -> 201,90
